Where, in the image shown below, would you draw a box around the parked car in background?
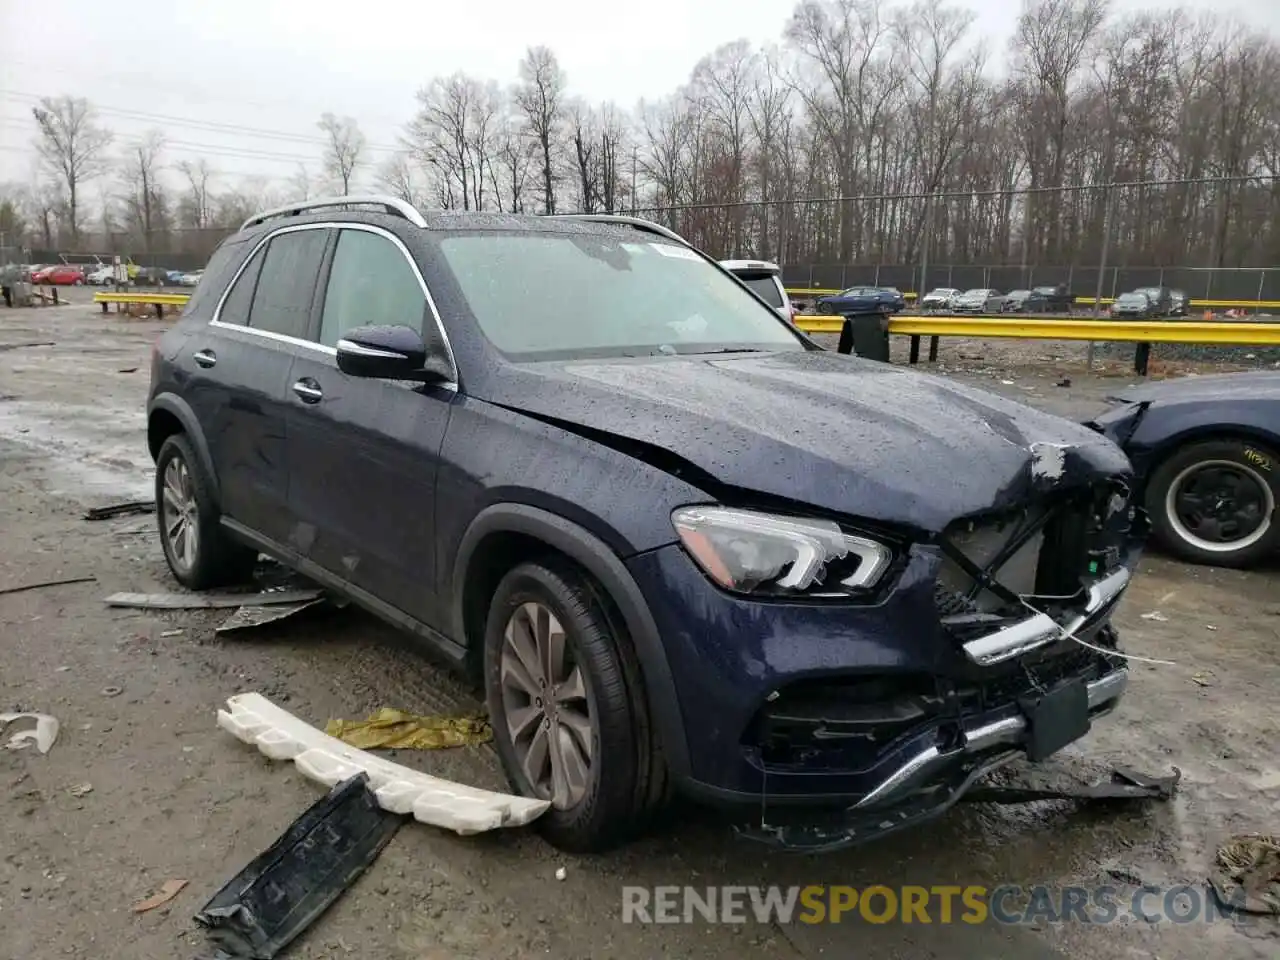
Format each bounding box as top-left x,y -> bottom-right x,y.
718,259 -> 794,324
1110,291 -> 1156,318
1024,285 -> 1074,314
1002,289 -> 1032,312
816,286 -> 906,315
919,287 -> 960,311
87,265 -> 115,285
145,195 -> 1144,854
1087,371 -> 1280,568
1169,290 -> 1189,316
1133,287 -> 1173,316
177,270 -> 205,288
133,266 -> 170,286
34,265 -> 86,285
951,288 -> 1003,314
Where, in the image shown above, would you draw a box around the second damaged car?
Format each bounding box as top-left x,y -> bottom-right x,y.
146,196 -> 1146,853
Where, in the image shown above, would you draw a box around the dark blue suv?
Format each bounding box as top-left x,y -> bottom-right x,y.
147,196 -> 1144,853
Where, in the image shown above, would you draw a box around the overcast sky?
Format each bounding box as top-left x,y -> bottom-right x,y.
2,0 -> 1278,192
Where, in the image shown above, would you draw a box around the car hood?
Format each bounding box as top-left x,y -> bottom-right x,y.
479,351 -> 1131,533
1110,370 -> 1280,404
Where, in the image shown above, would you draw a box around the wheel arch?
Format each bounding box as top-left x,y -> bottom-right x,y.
148,392 -> 220,502
451,503 -> 691,778
1137,423 -> 1280,493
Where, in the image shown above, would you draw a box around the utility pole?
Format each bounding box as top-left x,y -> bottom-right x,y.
1088,185 -> 1115,370
630,147 -> 638,217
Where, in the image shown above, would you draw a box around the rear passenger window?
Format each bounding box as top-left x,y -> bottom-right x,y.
247,229 -> 329,339
319,229 -> 427,348
217,247 -> 264,326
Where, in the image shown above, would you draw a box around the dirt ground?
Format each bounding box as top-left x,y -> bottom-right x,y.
1,293 -> 1277,960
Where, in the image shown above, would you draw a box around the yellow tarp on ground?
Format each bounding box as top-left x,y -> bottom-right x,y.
324,708 -> 492,750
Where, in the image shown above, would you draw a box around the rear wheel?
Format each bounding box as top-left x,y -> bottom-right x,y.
483,559 -> 667,852
155,434 -> 257,589
1146,438 -> 1280,568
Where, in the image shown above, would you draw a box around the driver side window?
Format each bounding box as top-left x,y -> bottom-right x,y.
319,229 -> 428,348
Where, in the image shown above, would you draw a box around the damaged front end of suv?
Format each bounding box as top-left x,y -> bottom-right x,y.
619,411 -> 1149,852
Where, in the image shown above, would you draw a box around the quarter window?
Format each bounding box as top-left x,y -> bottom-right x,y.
217,247 -> 264,326
247,229 -> 329,339
319,229 -> 427,348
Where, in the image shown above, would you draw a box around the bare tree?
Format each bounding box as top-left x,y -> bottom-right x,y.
286,164 -> 314,202
177,159 -> 215,229
515,46 -> 567,214
317,113 -> 366,194
30,96 -> 113,244
378,153 -> 423,206
119,131 -> 167,251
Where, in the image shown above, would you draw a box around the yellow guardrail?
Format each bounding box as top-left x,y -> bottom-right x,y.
93,291 -> 192,305
794,314 -> 1280,343
785,288 -> 1280,309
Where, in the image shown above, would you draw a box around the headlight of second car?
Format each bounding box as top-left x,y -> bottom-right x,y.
671,506 -> 892,598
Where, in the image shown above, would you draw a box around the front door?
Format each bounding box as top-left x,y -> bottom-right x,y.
283,225 -> 454,629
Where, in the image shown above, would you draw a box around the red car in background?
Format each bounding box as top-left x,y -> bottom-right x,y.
32,265 -> 86,285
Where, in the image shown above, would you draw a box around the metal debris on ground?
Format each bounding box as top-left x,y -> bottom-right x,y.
1,711 -> 60,753
325,707 -> 493,750
215,598 -> 326,635
104,589 -> 323,610
100,685 -> 123,697
84,500 -> 155,521
1210,834 -> 1280,915
194,773 -> 402,959
0,341 -> 56,352
0,575 -> 96,597
132,877 -> 187,913
961,765 -> 1181,805
1191,672 -> 1215,687
69,783 -> 93,797
1140,610 -> 1170,622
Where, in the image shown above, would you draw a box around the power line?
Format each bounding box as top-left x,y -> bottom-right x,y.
0,91 -> 405,153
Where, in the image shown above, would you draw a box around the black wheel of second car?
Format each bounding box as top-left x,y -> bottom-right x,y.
1146,438 -> 1280,568
483,559 -> 661,853
155,433 -> 257,590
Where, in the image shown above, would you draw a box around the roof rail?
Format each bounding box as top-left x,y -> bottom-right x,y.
548,214 -> 690,246
240,194 -> 427,233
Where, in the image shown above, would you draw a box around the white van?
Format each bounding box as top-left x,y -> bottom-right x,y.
719,259 -> 795,325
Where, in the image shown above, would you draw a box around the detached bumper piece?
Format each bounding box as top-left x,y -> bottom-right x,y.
195,773 -> 402,959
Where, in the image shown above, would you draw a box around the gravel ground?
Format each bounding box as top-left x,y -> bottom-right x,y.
1,295 -> 1277,960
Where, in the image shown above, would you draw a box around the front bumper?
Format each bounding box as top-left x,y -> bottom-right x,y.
738,667 -> 1128,852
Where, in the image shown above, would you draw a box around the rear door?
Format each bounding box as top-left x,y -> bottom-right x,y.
283,224 -> 455,629
183,226 -> 329,545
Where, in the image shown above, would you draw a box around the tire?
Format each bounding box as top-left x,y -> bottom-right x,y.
1145,438 -> 1280,568
155,434 -> 257,589
483,559 -> 667,853
73,278 -> 83,286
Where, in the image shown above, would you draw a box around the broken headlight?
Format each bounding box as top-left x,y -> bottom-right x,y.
671,506 -> 892,597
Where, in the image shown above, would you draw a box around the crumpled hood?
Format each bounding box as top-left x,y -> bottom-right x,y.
479,351 -> 1132,533
1110,370 -> 1280,404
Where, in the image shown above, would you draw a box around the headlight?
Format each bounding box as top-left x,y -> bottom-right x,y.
671,506 -> 892,597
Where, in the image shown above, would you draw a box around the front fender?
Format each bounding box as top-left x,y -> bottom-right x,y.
451,502 -> 691,778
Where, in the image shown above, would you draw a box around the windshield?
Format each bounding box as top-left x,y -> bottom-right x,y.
1009,290 -> 1031,297
1118,293 -> 1148,302
962,289 -> 986,296
437,232 -> 805,360
737,275 -> 784,307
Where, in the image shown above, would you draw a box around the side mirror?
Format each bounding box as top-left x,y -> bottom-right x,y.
336,325 -> 451,383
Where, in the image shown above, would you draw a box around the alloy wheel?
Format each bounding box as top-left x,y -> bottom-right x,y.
161,457 -> 199,572
499,601 -> 594,810
1166,459 -> 1275,553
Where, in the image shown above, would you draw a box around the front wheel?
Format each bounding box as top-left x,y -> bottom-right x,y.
1146,439 -> 1280,568
155,434 -> 257,589
483,560 -> 666,853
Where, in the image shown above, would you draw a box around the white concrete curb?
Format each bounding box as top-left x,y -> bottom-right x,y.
218,692 -> 550,835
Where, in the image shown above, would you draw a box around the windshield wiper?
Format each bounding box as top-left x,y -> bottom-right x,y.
691,347 -> 766,355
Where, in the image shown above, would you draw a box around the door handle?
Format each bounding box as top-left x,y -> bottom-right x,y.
192,349 -> 216,368
292,378 -> 323,404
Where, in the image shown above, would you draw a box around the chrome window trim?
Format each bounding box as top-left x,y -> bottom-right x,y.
209,221 -> 458,384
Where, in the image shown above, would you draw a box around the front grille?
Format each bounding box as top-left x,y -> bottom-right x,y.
934,482 -> 1128,626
